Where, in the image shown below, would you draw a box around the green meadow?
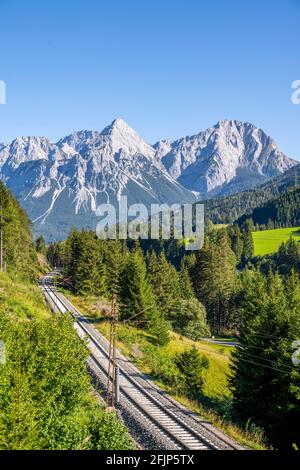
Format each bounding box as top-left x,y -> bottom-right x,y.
252,227 -> 300,256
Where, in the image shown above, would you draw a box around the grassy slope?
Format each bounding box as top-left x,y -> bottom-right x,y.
64,292 -> 266,449
0,273 -> 50,321
0,275 -> 135,450
252,227 -> 300,256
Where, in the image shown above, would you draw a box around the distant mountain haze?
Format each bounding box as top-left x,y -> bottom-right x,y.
0,118 -> 296,241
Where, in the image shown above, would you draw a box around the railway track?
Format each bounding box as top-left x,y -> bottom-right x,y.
40,273 -> 243,451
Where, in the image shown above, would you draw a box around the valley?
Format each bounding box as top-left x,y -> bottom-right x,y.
1,110 -> 300,454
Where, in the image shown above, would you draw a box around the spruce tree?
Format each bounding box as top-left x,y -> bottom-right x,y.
35,235 -> 46,255
148,251 -> 181,321
230,270 -> 300,449
241,219 -> 254,263
120,251 -> 169,345
191,230 -> 238,332
175,346 -> 209,397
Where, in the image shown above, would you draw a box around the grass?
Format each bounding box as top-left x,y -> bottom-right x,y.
0,273 -> 50,321
62,290 -> 267,449
214,224 -> 229,230
252,226 -> 300,256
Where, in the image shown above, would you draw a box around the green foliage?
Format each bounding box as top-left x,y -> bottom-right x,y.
227,224 -> 244,263
173,298 -> 211,340
0,312 -> 134,450
147,251 -> 211,341
237,186 -> 300,230
204,164 -> 300,225
230,270 -> 300,450
120,249 -> 169,346
35,235 -> 46,255
102,240 -> 126,295
86,409 -> 135,450
190,229 -> 239,332
147,251 -> 181,319
175,346 -> 209,397
241,219 -> 254,263
0,181 -> 39,279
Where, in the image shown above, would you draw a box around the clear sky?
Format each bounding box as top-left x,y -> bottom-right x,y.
0,0 -> 299,159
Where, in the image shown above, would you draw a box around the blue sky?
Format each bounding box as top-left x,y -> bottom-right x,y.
0,0 -> 300,159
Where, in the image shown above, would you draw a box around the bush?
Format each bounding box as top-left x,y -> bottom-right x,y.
175,346 -> 209,398
0,312 -> 134,450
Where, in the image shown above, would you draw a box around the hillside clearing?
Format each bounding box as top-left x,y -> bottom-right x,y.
252,227 -> 300,256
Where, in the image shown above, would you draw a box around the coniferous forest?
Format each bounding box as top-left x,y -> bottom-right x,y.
46,217 -> 300,450
2,172 -> 300,450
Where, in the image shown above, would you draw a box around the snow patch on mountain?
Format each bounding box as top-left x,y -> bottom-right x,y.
0,118 -> 296,240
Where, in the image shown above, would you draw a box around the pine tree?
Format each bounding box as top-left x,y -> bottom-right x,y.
103,240 -> 125,295
241,219 -> 254,263
228,224 -> 243,263
179,265 -> 194,300
175,346 -> 209,397
230,270 -> 300,449
191,230 -> 238,332
148,251 -> 181,321
120,251 -> 169,345
35,235 -> 46,255
0,181 -> 39,278
75,235 -> 107,296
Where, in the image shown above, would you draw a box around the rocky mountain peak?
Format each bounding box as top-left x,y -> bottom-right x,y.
0,118 -> 297,240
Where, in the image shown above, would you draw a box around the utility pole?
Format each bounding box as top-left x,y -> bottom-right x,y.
106,292 -> 118,410
105,298 -> 151,410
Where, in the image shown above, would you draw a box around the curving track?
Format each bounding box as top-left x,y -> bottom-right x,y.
40,273 -> 243,451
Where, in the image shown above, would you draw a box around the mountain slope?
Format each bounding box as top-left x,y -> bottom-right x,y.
236,185 -> 300,229
0,118 -> 296,241
0,180 -> 39,278
0,119 -> 195,241
155,120 -> 296,197
204,164 -> 300,224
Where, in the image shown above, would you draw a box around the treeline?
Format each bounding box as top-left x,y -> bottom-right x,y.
48,230 -> 211,343
48,226 -> 253,337
237,186 -> 300,230
249,236 -> 300,276
0,181 -> 39,279
47,225 -> 300,449
204,164 -> 300,224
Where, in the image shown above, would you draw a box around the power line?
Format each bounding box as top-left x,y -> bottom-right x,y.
245,327 -> 298,343
236,357 -> 292,376
236,349 -> 295,372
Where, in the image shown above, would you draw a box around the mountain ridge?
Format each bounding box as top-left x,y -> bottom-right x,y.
0,118 -> 297,241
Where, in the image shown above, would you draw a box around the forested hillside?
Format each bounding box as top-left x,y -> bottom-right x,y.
237,187 -> 300,229
0,181 -> 39,279
204,164 -> 300,224
48,231 -> 210,344
0,182 -> 134,450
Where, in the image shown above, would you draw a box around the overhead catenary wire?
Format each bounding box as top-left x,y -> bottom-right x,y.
242,327 -> 298,343
235,349 -> 295,372
236,357 -> 293,376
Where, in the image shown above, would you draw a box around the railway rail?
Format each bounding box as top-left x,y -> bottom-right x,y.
40,273 -> 243,451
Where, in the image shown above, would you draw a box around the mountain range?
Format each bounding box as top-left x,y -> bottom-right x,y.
0,118 -> 296,241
